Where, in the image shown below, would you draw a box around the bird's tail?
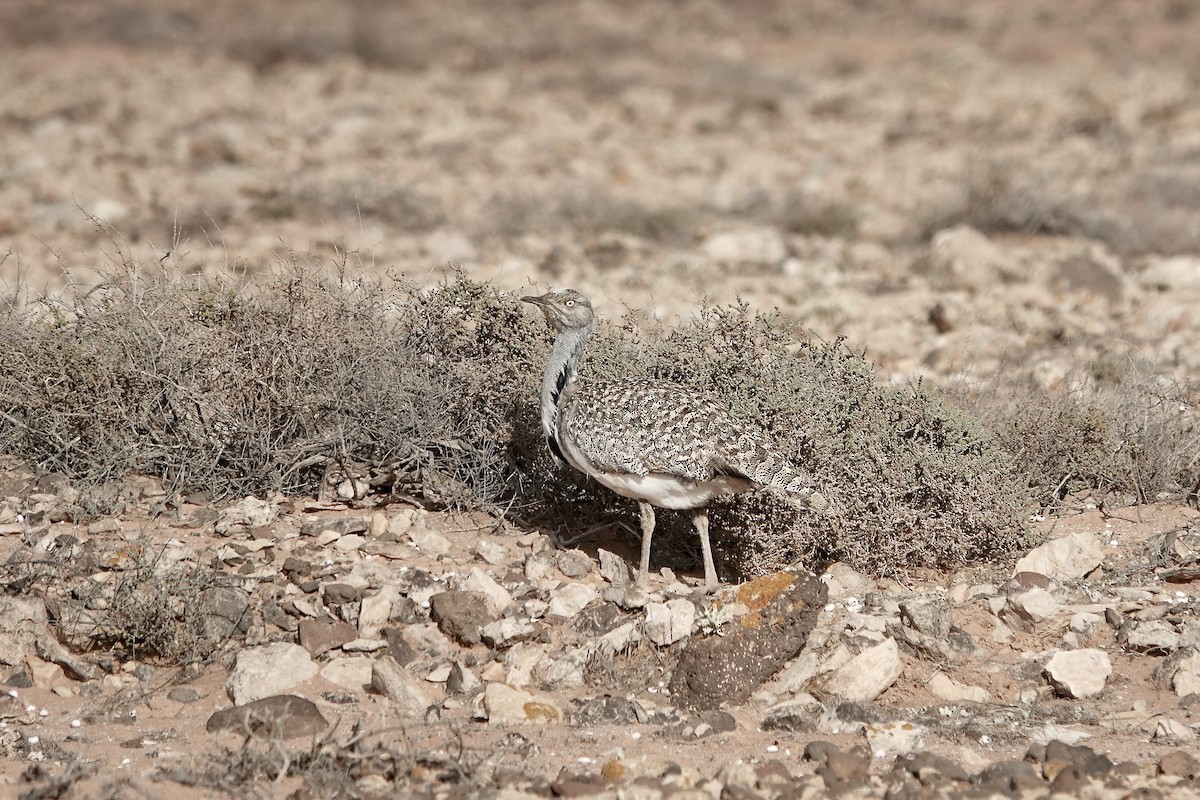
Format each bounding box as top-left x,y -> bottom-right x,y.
738,448 -> 830,513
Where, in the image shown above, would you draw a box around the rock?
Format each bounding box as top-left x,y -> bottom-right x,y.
480,618 -> 536,648
865,720 -> 928,754
894,752 -> 969,784
1069,612 -> 1104,635
569,696 -> 647,726
370,656 -> 432,712
358,586 -> 399,640
1141,256 -> 1200,292
928,672 -> 991,703
1039,739 -> 1114,780
669,571 -> 826,711
1050,250 -> 1128,304
804,741 -> 871,786
384,509 -> 420,540
1120,619 -> 1181,654
1158,750 -> 1200,778
215,496 -> 278,535
700,226 -> 787,265
761,700 -> 822,733
1013,532 -> 1104,581
503,642 -> 547,687
546,583 -> 598,619
1170,651 -> 1200,697
429,591 -> 495,645
1153,716 -> 1196,742
816,638 -> 903,703
198,586 -> 251,639
1043,649 -> 1111,699
447,661 -> 481,695
227,643 -> 317,705
555,550 -> 593,578
644,599 -> 695,646
1001,587 -> 1061,631
168,686 -> 202,703
298,618 -> 357,657
27,658 -> 65,688
821,563 -> 873,604
928,225 -> 1017,290
471,540 -> 508,566
321,656 -> 374,692
479,683 -> 562,725
409,521 -> 451,556
460,567 -> 513,615
597,549 -> 631,586
300,515 -> 368,537
974,760 -> 1043,792
899,596 -> 951,639
206,695 -> 328,739
665,709 -> 738,741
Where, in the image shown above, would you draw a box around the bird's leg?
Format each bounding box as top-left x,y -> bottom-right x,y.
637,501 -> 656,587
693,507 -> 718,592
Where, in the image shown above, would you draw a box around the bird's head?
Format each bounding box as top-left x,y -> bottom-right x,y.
521,288 -> 596,332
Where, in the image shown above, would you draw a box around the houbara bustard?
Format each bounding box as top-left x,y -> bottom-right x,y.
523,288 -> 829,591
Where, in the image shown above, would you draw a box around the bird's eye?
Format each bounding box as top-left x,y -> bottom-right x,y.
565,299 -> 575,307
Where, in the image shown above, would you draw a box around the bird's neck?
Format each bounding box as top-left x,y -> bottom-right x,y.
540,322 -> 592,446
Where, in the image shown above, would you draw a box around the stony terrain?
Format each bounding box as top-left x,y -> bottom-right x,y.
3,0 -> 1200,797
2,470 -> 1200,798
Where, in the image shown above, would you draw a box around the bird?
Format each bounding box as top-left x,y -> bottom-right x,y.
522,288 -> 828,591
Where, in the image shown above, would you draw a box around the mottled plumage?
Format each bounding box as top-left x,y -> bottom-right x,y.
523,288 -> 827,590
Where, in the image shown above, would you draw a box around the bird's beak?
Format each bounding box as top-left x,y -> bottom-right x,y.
521,294 -> 546,306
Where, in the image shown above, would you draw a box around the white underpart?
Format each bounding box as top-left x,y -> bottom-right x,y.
560,429 -> 750,509
594,472 -> 752,510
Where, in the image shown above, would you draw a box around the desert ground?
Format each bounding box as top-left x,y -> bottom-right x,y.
2,1 -> 1200,797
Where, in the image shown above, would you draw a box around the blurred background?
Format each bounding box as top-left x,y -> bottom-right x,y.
2,0 -> 1199,383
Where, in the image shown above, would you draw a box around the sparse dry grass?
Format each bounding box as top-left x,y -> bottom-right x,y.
3,239 -> 1197,578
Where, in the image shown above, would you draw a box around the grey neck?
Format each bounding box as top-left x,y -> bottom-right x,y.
540,322 -> 593,446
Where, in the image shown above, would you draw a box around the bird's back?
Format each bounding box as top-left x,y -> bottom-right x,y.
558,377 -> 814,494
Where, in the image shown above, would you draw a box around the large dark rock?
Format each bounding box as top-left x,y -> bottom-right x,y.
668,570 -> 826,711
206,694 -> 329,739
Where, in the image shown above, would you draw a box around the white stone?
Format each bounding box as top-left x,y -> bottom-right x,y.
818,638 -> 903,702
387,509 -> 421,539
358,586 -> 398,640
1003,587 -> 1061,630
1153,716 -> 1197,742
409,521 -> 451,556
480,618 -> 534,648
503,643 -> 548,688
821,563 -> 873,604
547,583 -> 598,619
321,657 -> 373,692
1171,651 -> 1200,697
865,720 -> 928,754
472,540 -> 508,566
371,657 -> 432,713
1043,649 -> 1111,699
227,643 -> 316,705
928,672 -> 991,704
645,599 -> 696,646
479,682 -> 562,725
1069,612 -> 1104,635
1014,532 -> 1104,581
215,496 -> 278,535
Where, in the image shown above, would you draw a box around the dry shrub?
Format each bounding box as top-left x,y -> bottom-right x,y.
0,253 -> 533,511
2,258 -> 1036,577
531,303 -> 1034,578
953,363 -> 1200,508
